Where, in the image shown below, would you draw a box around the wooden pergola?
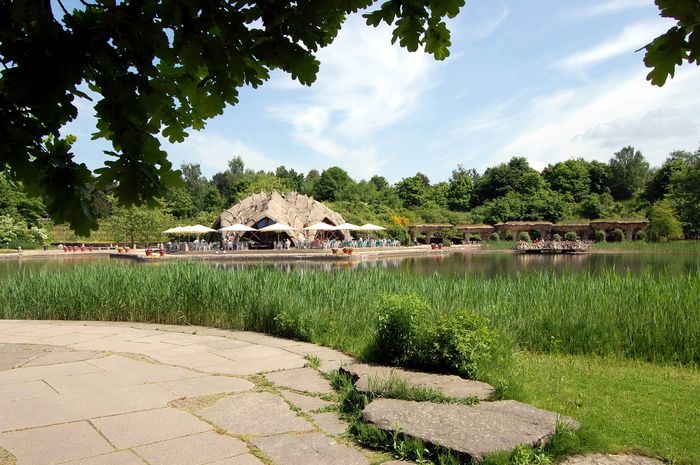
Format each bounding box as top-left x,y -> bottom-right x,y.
494,222 -> 554,239
406,224 -> 453,243
454,224 -> 495,241
550,223 -> 593,240
590,220 -> 649,241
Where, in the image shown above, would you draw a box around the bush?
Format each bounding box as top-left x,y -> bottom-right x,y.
386,224 -> 410,246
609,228 -> 625,242
374,293 -> 501,379
593,230 -> 606,242
490,232 -> 500,241
636,229 -> 647,241
646,203 -> 683,242
443,239 -> 452,246
517,231 -> 531,242
564,232 -> 578,241
504,231 -> 514,241
552,233 -> 561,242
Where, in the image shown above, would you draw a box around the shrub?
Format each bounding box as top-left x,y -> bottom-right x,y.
609,228 -> 625,242
552,233 -> 561,242
517,231 -> 531,242
386,224 -> 410,246
374,293 -> 501,379
636,229 -> 647,241
646,203 -> 683,242
564,232 -> 578,241
375,294 -> 427,365
490,232 -> 500,241
443,239 -> 452,246
504,231 -> 513,241
593,230 -> 606,242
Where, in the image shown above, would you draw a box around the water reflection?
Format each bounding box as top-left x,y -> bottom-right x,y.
1,251 -> 699,280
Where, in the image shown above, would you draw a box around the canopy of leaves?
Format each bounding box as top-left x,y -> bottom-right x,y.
608,146 -> 651,201
0,0 -> 464,234
643,0 -> 700,86
313,166 -> 354,202
542,158 -> 593,201
473,157 -> 545,204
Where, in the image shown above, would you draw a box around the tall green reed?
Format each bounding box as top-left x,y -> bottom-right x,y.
1,261 -> 698,366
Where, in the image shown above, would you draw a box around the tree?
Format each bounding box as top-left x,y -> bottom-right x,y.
0,1 -> 463,234
643,150 -> 697,203
646,202 -> 684,241
542,159 -> 591,201
446,165 -> 474,211
643,0 -> 700,86
668,153 -> 700,237
396,173 -> 430,208
109,205 -> 172,246
608,146 -> 651,200
473,157 -> 545,204
313,167 -> 354,201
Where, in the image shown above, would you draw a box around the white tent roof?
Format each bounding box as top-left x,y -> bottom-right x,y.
181,224 -> 217,234
335,222 -> 360,230
163,226 -> 186,234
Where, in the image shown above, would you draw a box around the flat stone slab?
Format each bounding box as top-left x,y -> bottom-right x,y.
197,392 -> 314,436
266,367 -> 334,394
561,455 -> 665,465
252,432 -> 369,465
342,363 -> 494,400
311,412 -> 348,435
362,399 -> 579,460
281,391 -> 333,412
132,431 -> 249,465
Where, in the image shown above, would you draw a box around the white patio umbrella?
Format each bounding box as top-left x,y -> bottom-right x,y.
163,226 -> 186,234
303,221 -> 337,243
335,222 -> 360,230
258,222 -> 297,248
219,223 -> 257,232
357,223 -> 387,231
184,224 -> 217,234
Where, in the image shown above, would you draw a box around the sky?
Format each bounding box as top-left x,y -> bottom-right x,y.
63,0 -> 700,184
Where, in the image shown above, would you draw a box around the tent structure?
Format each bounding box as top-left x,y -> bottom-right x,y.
213,191 -> 349,246
357,223 -> 387,231
219,223 -> 257,233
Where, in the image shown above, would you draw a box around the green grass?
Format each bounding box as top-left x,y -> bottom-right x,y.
516,353 -> 700,465
1,262 -> 697,366
592,240 -> 700,253
2,262 -> 698,463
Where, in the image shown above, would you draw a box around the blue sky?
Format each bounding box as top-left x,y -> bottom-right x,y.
64,0 -> 700,184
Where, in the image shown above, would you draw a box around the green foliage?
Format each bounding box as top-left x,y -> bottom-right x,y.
593,230 -> 606,242
0,214 -> 48,245
474,157 -> 545,204
564,232 -> 578,241
542,159 -> 592,201
646,203 -> 683,242
552,234 -> 561,242
490,232 -> 500,241
668,153 -> 700,237
578,193 -> 618,219
0,1 -> 463,234
643,151 -> 696,203
643,0 -> 700,86
374,293 -> 502,379
608,146 -> 651,201
108,204 -> 173,245
608,228 -> 625,242
447,165 -> 474,211
314,167 -> 354,202
396,173 -> 431,208
517,231 -> 531,242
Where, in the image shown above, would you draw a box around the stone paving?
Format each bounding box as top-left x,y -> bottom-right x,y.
0,320 -> 371,465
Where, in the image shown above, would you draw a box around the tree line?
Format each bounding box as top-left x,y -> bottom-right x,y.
1,144 -> 699,246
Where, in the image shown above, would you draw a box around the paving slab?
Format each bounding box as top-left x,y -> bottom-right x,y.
61,450 -> 146,465
311,412 -> 348,435
158,375 -> 254,398
0,379 -> 58,402
91,407 -> 212,448
0,347 -> 46,369
197,392 -> 314,436
0,421 -> 114,465
133,431 -> 249,465
252,432 -> 369,465
281,391 -> 333,412
362,399 -> 579,460
23,349 -> 102,367
206,454 -> 266,465
266,367 -> 334,394
342,363 -> 494,400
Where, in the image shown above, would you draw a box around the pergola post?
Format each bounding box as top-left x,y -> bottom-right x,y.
625,226 -> 634,241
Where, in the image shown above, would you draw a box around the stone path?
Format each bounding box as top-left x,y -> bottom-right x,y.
0,320 -> 366,465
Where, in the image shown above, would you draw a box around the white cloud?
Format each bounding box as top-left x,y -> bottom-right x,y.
555,21 -> 672,71
497,67 -> 700,167
569,0 -> 650,18
163,133 -> 278,176
265,15 -> 440,180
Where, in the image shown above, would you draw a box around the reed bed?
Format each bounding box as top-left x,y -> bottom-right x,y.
1,262 -> 698,366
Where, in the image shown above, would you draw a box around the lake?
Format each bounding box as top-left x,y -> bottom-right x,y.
1,250 -> 699,280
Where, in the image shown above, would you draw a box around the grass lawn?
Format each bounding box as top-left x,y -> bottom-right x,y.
518,352 -> 700,465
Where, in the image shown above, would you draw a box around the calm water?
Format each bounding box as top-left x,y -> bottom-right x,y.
1,251 -> 699,280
